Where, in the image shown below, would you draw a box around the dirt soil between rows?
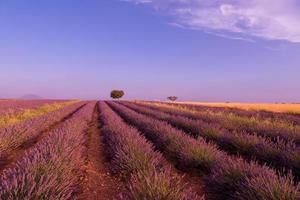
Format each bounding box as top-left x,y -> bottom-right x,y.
79,104 -> 124,200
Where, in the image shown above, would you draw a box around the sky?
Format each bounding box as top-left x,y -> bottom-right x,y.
0,0 -> 300,102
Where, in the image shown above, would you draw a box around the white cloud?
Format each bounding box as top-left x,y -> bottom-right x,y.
125,0 -> 300,43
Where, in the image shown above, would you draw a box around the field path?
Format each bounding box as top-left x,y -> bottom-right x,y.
79,103 -> 123,200
0,103 -> 86,174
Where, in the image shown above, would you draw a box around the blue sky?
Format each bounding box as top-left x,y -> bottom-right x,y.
1,0 -> 300,102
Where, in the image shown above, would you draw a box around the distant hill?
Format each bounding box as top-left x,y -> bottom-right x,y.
20,94 -> 43,100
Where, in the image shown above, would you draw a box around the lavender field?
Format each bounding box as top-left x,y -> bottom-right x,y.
3,0 -> 300,199
0,99 -> 299,200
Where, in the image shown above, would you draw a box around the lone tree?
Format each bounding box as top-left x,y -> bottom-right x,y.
167,96 -> 178,102
111,90 -> 124,99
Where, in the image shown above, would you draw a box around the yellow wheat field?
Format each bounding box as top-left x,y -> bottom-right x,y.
175,102 -> 300,114
0,100 -> 79,128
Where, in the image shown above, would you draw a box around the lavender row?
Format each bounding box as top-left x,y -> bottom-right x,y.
0,102 -> 95,199
156,101 -> 300,126
137,101 -> 300,146
108,101 -> 299,200
99,101 -> 202,200
0,101 -> 86,162
120,101 -> 300,180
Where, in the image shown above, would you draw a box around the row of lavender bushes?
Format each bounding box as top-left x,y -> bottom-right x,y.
0,101 -> 86,162
140,101 -> 300,145
156,101 -> 300,126
108,101 -> 300,200
121,101 -> 300,180
99,101 -> 202,200
0,102 -> 95,200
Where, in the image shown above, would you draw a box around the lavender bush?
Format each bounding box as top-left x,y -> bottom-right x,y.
235,171 -> 299,200
121,101 -> 300,179
108,101 -> 300,200
154,101 -> 300,126
0,102 -> 95,200
137,101 -> 300,145
0,101 -> 86,163
99,101 -> 202,200
0,100 -> 66,116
